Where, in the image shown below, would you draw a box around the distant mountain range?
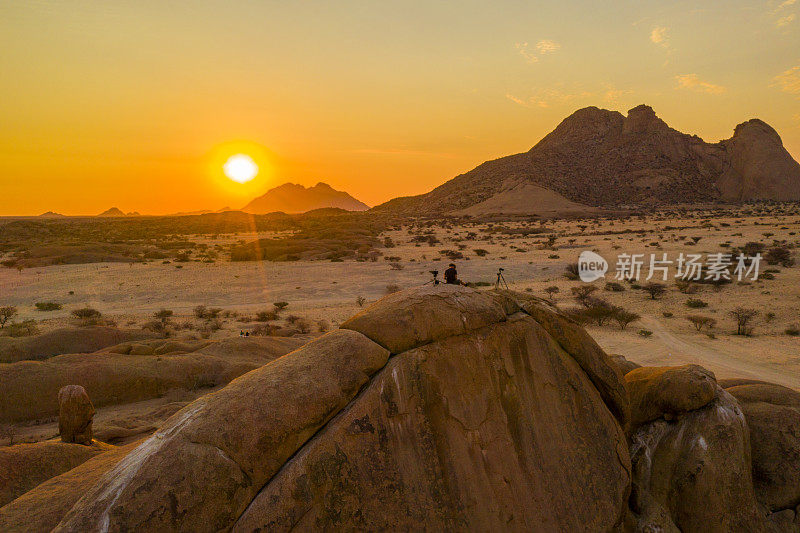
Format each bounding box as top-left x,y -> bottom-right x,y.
97,207 -> 140,217
241,182 -> 369,214
374,104 -> 800,216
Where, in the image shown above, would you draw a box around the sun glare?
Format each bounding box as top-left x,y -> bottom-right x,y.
223,154 -> 258,183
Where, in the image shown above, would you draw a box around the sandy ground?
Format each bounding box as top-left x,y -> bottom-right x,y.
2,209 -> 799,391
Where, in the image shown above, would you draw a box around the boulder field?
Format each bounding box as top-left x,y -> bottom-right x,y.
0,286 -> 798,531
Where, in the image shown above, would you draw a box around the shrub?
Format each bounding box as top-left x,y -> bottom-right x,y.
785,326 -> 800,336
662,311 -> 673,318
544,286 -> 560,301
473,249 -> 489,257
604,282 -> 625,292
296,319 -> 312,334
582,298 -> 615,326
686,298 -> 708,309
612,308 -> 641,330
35,302 -> 62,311
389,262 -> 404,271
286,314 -> 300,324
256,310 -> 278,322
638,329 -> 653,338
765,246 -> 794,267
194,305 -> 222,320
317,320 -> 330,333
0,306 -> 18,328
153,309 -> 174,327
0,423 -> 16,446
356,296 -> 366,307
686,315 -> 716,331
273,302 -> 289,313
71,307 -> 102,326
385,284 -> 401,295
142,320 -> 168,336
571,286 -> 598,307
564,263 -> 579,280
2,320 -> 38,337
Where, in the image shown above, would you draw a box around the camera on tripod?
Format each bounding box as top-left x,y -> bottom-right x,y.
425,270 -> 440,286
494,267 -> 508,290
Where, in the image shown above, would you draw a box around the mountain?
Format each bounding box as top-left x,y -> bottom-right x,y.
241,182 -> 369,214
96,207 -> 139,217
374,104 -> 800,216
38,211 -> 66,218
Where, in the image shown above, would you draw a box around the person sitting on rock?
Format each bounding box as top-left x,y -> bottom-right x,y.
444,263 -> 460,285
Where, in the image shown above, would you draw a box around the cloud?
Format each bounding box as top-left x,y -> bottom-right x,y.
536,40 -> 561,54
650,26 -> 669,47
776,13 -> 796,26
506,86 -> 592,108
515,39 -> 561,64
602,84 -> 633,102
773,65 -> 800,95
674,74 -> 727,94
515,42 -> 538,63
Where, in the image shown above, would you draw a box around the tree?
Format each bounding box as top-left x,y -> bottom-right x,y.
643,282 -> 666,300
729,307 -> 758,335
612,308 -> 641,330
0,306 -> 17,328
544,286 -> 560,301
571,286 -> 597,307
71,307 -> 101,326
582,298 -> 615,326
686,315 -> 716,332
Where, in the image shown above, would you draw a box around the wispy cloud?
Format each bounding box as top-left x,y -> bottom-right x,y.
674,74 -> 727,94
506,86 -> 592,108
776,13 -> 796,26
650,26 -> 669,48
773,65 -> 800,95
515,40 -> 561,64
515,42 -> 538,63
536,39 -> 561,54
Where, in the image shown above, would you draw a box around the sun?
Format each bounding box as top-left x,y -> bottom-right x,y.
223,154 -> 258,183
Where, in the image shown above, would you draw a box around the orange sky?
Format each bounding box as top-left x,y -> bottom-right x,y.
1,1 -> 799,216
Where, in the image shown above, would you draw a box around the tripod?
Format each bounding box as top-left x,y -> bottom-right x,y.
494,269 -> 509,290
424,271 -> 440,286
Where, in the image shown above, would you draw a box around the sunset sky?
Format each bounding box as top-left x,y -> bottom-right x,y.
2,0 -> 799,216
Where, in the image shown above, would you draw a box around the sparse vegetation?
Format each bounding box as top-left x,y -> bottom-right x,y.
35,302 -> 62,311
544,286 -> 560,301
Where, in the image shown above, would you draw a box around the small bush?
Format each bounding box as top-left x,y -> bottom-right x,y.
35,302 -> 62,311
686,315 -> 716,331
785,326 -> 800,336
473,249 -> 489,257
686,298 -> 708,309
0,306 -> 18,328
356,296 -> 366,307
256,310 -> 278,322
604,282 -> 625,292
273,302 -> 289,312
638,329 -> 653,338
296,319 -> 312,334
317,320 -> 330,333
2,320 -> 38,337
662,311 -> 673,318
385,284 -> 401,295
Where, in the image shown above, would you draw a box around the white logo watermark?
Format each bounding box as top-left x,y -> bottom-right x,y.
578,251 -> 608,282
577,252 -> 762,282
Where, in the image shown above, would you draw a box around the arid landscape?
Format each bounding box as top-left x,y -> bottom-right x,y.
4,1 -> 800,531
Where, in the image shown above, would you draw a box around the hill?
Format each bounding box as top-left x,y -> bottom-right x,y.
241,182 -> 369,214
374,104 -> 800,216
96,208 -> 139,217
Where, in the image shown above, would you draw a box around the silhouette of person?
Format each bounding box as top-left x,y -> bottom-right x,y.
444,263 -> 459,284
